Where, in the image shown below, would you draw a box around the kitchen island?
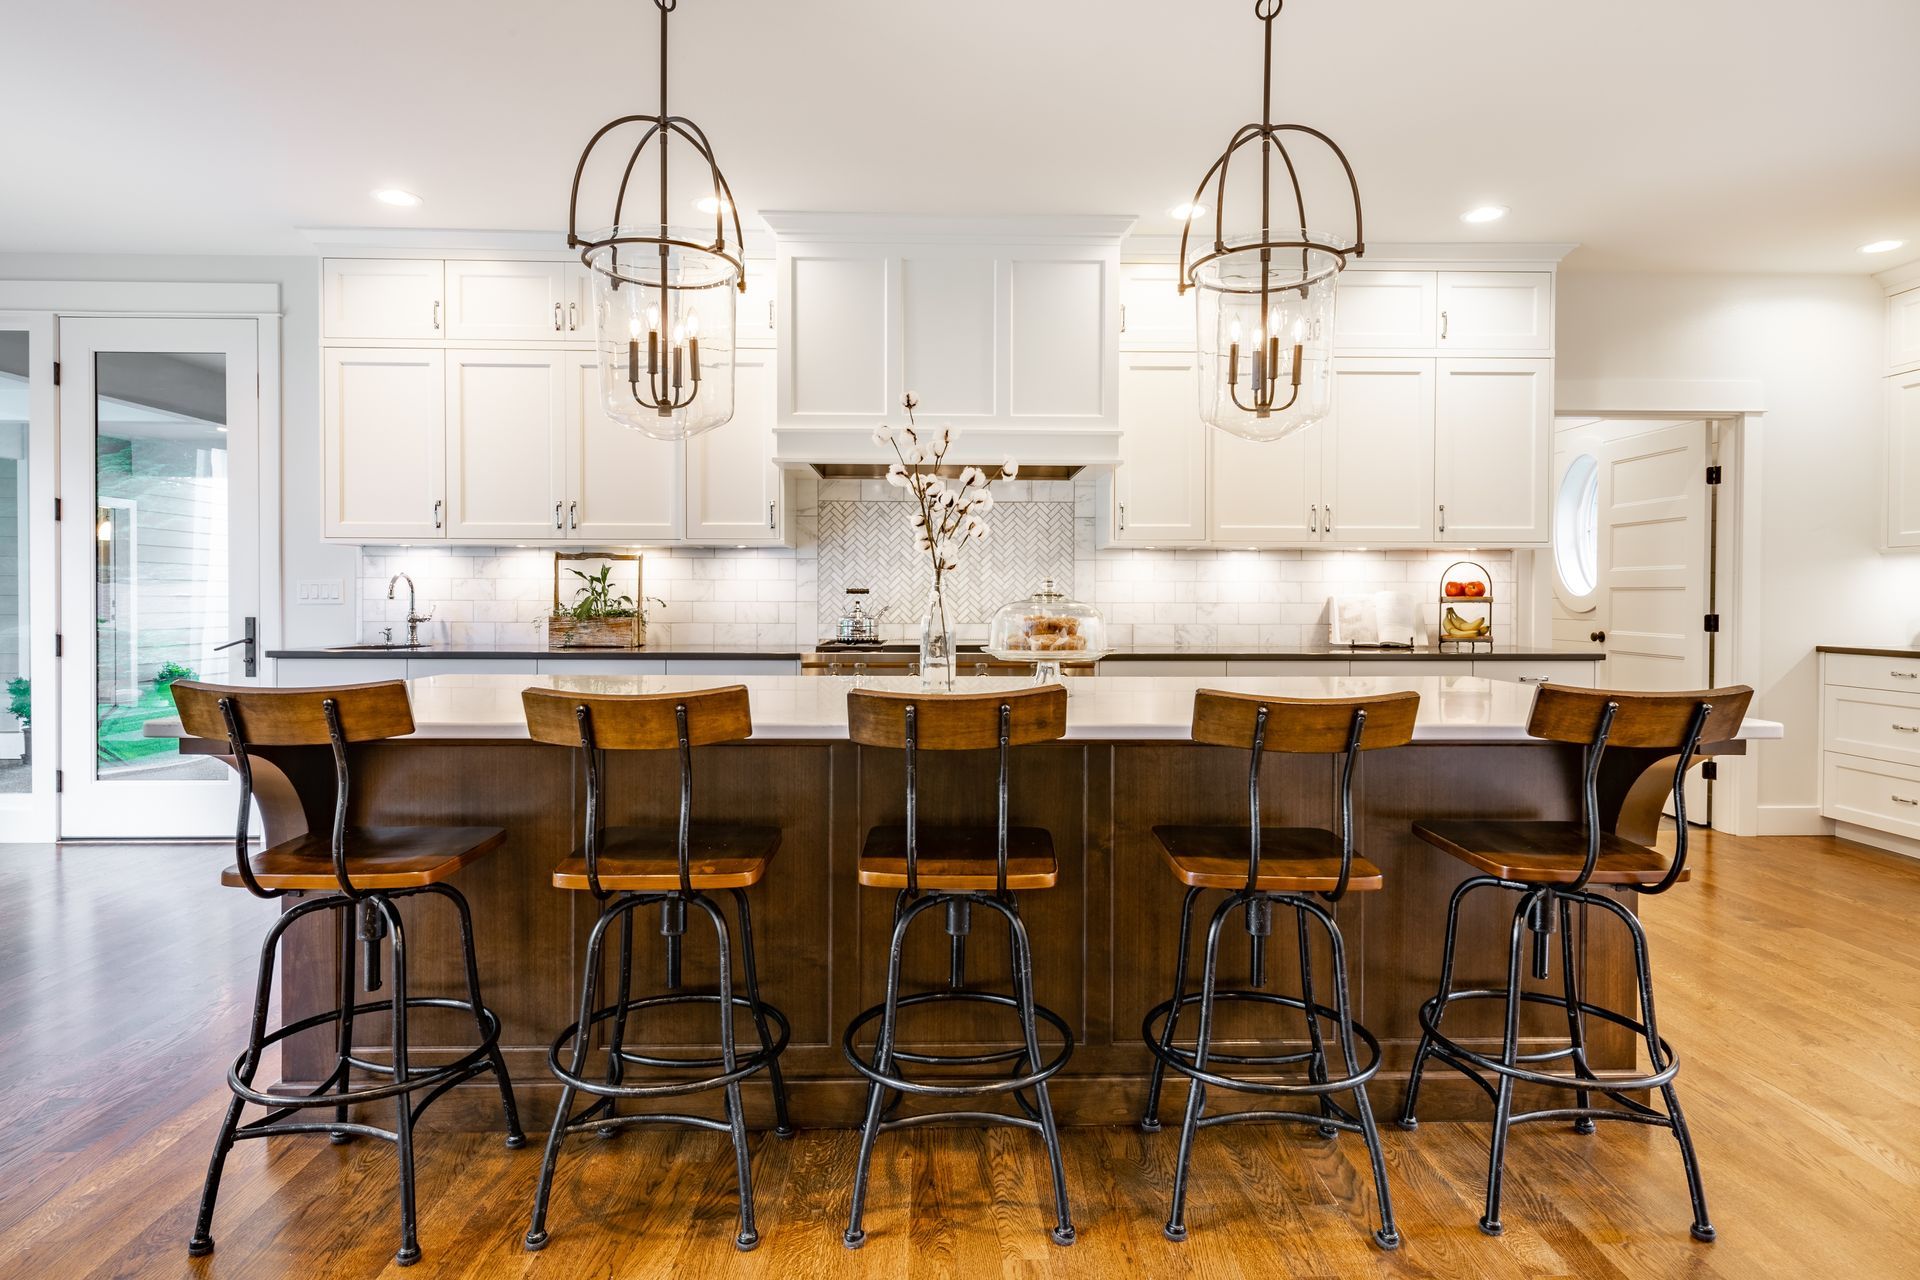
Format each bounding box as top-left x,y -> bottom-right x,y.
174,673 -> 1777,1125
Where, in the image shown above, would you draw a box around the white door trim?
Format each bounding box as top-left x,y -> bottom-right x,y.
0,311 -> 59,841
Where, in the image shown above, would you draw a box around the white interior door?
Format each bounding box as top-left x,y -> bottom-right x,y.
58,318 -> 260,838
1595,421 -> 1710,691
0,314 -> 59,841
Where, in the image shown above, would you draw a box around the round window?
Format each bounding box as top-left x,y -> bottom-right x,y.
1554,454 -> 1600,602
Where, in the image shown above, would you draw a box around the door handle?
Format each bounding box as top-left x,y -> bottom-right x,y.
1590,630 -> 1607,643
554,501 -> 564,530
569,501 -> 578,530
211,616 -> 258,678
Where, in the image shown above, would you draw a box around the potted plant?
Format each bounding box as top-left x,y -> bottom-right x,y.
2,676 -> 27,763
546,556 -> 664,649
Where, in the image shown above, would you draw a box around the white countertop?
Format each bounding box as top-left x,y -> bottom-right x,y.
325,673 -> 1782,744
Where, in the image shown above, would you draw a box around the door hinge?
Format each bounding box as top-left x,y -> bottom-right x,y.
52,361 -> 61,386
54,633 -> 62,657
1703,614 -> 1720,633
1701,761 -> 1719,781
1705,464 -> 1722,485
53,498 -> 61,521
56,769 -> 63,794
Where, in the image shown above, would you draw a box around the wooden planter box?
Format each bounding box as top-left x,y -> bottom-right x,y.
546,614 -> 644,649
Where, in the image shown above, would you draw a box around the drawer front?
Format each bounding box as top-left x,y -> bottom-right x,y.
1824,651 -> 1920,694
1822,752 -> 1920,838
1097,659 -> 1227,677
1224,661 -> 1350,676
1822,685 -> 1920,768
1474,661 -> 1596,687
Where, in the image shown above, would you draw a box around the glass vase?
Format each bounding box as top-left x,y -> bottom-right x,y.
918,579 -> 955,691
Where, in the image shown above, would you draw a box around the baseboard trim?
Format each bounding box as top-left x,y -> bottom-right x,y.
1831,822 -> 1920,861
1757,804 -> 1828,836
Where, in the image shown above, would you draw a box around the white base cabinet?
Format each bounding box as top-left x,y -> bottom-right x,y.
1820,651 -> 1920,855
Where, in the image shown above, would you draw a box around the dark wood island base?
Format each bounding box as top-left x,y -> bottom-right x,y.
205,725 -> 1738,1127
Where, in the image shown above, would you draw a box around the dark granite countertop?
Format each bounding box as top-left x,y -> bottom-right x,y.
1815,645 -> 1920,660
271,643 -> 1604,662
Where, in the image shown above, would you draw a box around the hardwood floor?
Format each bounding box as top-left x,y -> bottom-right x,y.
0,830 -> 1914,1278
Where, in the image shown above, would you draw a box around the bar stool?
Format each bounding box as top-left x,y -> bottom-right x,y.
1398,684 -> 1753,1241
1140,689 -> 1417,1248
171,680 -> 524,1268
520,685 -> 793,1254
841,685 -> 1076,1249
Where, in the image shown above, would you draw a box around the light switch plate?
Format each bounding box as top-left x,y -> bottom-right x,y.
297,578 -> 345,604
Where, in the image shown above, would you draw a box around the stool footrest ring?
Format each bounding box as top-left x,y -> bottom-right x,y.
842,989 -> 1074,1097
1143,989 -> 1383,1097
225,996 -> 504,1111
1416,988 -> 1681,1092
547,993 -> 791,1100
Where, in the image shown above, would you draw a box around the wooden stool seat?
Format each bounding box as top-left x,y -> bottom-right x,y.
1413,819 -> 1685,886
857,824 -> 1058,890
550,824 -> 780,891
1153,824 -> 1385,892
220,825 -> 507,892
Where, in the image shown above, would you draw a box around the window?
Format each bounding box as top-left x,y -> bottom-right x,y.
1554,453 -> 1599,602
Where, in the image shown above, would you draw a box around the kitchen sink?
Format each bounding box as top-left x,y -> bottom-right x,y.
324,643 -> 423,652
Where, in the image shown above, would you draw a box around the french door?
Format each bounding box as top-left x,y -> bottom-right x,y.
0,313 -> 58,841
58,317 -> 262,838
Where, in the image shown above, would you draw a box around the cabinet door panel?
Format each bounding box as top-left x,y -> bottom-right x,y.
1434,358 -> 1551,543
1008,259 -> 1107,419
1891,287 -> 1920,375
1119,261 -> 1194,349
565,353 -> 683,542
1210,424 -> 1321,544
323,259 -> 443,340
1888,370 -> 1920,547
1113,352 -> 1208,543
1334,271 -> 1437,350
1437,271 -> 1553,352
1321,358 -> 1434,543
445,350 -> 566,540
786,255 -> 889,417
738,259 -> 777,346
443,260 -> 571,341
323,348 -> 444,539
687,349 -> 784,543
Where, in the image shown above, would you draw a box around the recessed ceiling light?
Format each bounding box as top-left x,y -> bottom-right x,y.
371,188 -> 422,208
1170,202 -> 1208,221
1860,238 -> 1907,255
694,195 -> 732,215
1460,205 -> 1509,224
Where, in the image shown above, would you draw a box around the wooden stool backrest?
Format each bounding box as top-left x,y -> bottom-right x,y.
172,679 -> 414,745
170,680 -> 417,901
521,684 -> 753,750
1190,688 -> 1421,753
1525,683 -> 1755,893
520,684 -> 753,898
847,684 -> 1067,751
1526,684 -> 1752,750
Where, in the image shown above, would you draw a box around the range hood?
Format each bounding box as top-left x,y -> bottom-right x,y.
764,212 -> 1135,476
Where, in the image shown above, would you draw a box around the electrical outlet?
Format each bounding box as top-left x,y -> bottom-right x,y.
296,579 -> 345,604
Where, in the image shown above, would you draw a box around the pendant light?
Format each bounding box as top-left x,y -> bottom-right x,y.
566,0 -> 745,441
1178,0 -> 1365,442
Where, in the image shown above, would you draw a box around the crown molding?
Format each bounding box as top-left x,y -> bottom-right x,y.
760,211 -> 1137,246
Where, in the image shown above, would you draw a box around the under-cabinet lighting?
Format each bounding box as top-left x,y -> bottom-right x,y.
1460,205 -> 1509,224
371,188 -> 422,207
1860,239 -> 1907,255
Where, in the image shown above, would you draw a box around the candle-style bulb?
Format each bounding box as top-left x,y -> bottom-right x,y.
628,314 -> 642,340
646,305 -> 660,333
1230,319 -> 1241,343
686,308 -> 700,338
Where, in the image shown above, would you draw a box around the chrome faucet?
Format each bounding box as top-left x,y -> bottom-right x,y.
387,572 -> 434,647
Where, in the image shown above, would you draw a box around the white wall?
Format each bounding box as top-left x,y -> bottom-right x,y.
1556,271 -> 1893,832
0,253 -> 355,653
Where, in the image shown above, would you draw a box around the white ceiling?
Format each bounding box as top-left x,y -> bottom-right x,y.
4,0 -> 1917,273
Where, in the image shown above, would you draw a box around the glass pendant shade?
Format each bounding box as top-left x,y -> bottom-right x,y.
587,228 -> 738,441
1192,236 -> 1341,441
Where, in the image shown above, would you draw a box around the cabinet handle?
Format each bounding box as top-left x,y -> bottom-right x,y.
568,301 -> 578,330
768,501 -> 776,530
554,501 -> 564,530
553,303 -> 563,332
1309,503 -> 1317,534
1440,309 -> 1449,340
1438,502 -> 1446,534
1517,675 -> 1551,684
1323,504 -> 1332,533
768,300 -> 775,330
1895,670 -> 1919,680
432,300 -> 440,331
1895,723 -> 1920,734
1120,303 -> 1127,334
433,499 -> 442,530
569,501 -> 578,529
1118,502 -> 1127,531
1894,794 -> 1919,806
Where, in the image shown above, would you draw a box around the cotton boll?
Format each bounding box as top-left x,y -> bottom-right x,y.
973,490 -> 994,513
886,461 -> 910,488
1002,460 -> 1019,480
872,425 -> 895,447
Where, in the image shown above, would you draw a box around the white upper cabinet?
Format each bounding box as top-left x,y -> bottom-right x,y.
563,352 -> 683,542
443,260 -> 573,342
1109,352 -> 1208,545
737,258 -> 777,346
1887,368 -> 1920,548
1333,271 -> 1438,350
1209,423 -> 1322,545
1007,257 -> 1110,420
1320,358 -> 1435,543
784,253 -> 891,420
1433,358 -> 1552,543
322,348 -> 445,539
1437,271 -> 1554,353
1889,286 -> 1920,374
686,348 -> 787,544
322,259 -> 444,340
443,350 -> 567,540
1119,262 -> 1195,349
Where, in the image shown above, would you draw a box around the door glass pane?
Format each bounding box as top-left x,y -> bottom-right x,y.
0,332 -> 28,794
94,353 -> 230,781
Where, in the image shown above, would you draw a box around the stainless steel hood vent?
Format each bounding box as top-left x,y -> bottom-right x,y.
809,461 -> 1086,481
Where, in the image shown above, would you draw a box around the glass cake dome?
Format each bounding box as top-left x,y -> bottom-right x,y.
986,579 -> 1110,682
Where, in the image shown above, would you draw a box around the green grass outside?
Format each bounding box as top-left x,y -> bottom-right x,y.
96,682 -> 184,768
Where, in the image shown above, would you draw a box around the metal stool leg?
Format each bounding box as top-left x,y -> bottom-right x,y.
733,887 -> 795,1139
1166,894 -> 1238,1242
593,904 -> 636,1138
426,883 -> 525,1148
1400,875 -> 1498,1130
329,904 -> 359,1144
380,897 -> 422,1267
525,895 -> 620,1251
1295,900 -> 1339,1138
1558,895 -> 1597,1134
843,893 -> 927,1249
1306,898 -> 1400,1250
1006,899 -> 1074,1246
1141,885 -> 1203,1132
691,894 -> 759,1251
1480,892 -> 1534,1237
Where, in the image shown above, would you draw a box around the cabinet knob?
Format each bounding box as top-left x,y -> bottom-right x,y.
1590,630 -> 1607,643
